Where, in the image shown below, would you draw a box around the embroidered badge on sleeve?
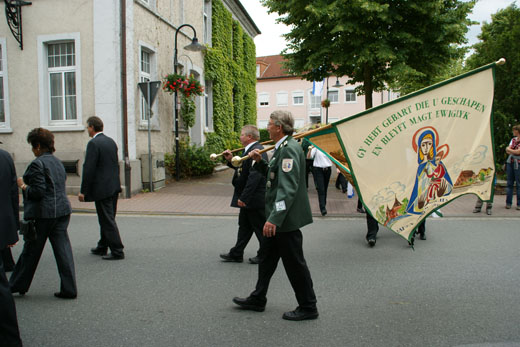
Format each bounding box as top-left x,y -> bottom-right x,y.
282,159 -> 293,172
275,200 -> 286,211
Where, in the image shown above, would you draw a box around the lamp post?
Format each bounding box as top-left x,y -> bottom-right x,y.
173,24 -> 204,181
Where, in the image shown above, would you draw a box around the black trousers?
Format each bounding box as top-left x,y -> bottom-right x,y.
312,167 -> 331,212
10,214 -> 77,296
335,172 -> 348,193
366,214 -> 426,240
95,193 -> 124,255
0,252 -> 22,347
251,229 -> 317,310
229,208 -> 266,260
1,248 -> 15,272
305,159 -> 313,188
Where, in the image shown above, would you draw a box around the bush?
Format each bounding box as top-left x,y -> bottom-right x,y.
165,141 -> 216,178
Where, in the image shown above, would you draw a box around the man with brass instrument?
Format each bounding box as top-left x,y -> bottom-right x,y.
232,110 -> 318,321
220,125 -> 267,264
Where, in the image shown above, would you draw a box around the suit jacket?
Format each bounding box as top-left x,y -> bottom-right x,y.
0,149 -> 19,249
254,136 -> 313,232
80,133 -> 122,202
227,142 -> 267,209
22,152 -> 72,220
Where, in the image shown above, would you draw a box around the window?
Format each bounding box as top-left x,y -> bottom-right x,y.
328,90 -> 339,103
48,42 -> 77,122
256,64 -> 260,78
345,89 -> 357,103
292,91 -> 304,105
276,92 -> 288,106
38,33 -> 82,131
138,43 -> 158,128
140,49 -> 151,121
204,80 -> 213,130
204,0 -> 212,45
309,91 -> 321,109
258,93 -> 269,107
0,39 -> 10,131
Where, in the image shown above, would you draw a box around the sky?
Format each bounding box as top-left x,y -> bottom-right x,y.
241,0 -> 517,57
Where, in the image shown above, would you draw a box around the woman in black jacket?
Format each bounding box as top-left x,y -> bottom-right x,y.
10,128 -> 77,299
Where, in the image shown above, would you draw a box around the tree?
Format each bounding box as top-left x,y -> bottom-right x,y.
467,4 -> 520,162
262,0 -> 475,109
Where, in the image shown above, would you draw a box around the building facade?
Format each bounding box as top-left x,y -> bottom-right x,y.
256,55 -> 399,129
0,0 -> 258,196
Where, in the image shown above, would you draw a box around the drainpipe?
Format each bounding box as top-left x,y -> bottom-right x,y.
120,0 -> 131,198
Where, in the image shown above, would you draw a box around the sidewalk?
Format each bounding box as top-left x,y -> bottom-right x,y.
69,167 -> 519,218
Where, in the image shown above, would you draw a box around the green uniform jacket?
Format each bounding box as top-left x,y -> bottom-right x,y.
255,136 -> 313,232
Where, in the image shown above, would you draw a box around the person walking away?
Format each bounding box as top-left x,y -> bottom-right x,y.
505,125 -> 520,210
79,116 -> 124,260
309,146 -> 332,216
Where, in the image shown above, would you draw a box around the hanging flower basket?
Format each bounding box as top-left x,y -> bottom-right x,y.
321,99 -> 331,108
163,73 -> 204,98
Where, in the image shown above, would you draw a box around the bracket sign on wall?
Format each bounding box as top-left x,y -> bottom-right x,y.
4,0 -> 32,50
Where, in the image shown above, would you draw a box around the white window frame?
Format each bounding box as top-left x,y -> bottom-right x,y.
138,42 -> 158,129
308,90 -> 321,109
258,92 -> 269,107
276,91 -> 288,106
0,38 -> 11,133
204,80 -> 213,131
327,89 -> 339,104
38,33 -> 83,131
256,65 -> 260,78
203,0 -> 212,46
292,90 -> 304,106
344,89 -> 357,103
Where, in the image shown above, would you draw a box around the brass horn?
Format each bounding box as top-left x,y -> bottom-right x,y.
209,139 -> 274,161
230,124 -> 332,167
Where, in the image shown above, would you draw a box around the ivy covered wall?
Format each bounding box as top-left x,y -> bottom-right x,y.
204,0 -> 257,151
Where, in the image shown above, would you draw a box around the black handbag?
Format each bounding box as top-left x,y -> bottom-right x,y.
19,219 -> 37,241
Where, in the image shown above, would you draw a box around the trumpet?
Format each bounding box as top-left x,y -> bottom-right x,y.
209,140 -> 275,161
230,124 -> 332,167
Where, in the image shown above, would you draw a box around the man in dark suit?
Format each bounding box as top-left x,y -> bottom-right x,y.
220,125 -> 267,264
0,146 -> 23,346
79,116 -> 124,260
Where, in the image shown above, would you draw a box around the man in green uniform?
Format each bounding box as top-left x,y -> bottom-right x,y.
232,110 -> 318,321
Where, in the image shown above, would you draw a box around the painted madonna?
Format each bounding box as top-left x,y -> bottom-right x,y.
406,127 -> 453,214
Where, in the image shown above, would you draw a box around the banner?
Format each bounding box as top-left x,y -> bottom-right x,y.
305,64 -> 496,241
312,79 -> 325,96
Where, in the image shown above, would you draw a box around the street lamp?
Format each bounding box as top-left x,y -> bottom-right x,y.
173,24 -> 204,181
333,77 -> 342,88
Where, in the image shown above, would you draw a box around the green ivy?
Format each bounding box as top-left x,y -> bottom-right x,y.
180,95 -> 196,128
204,0 -> 257,149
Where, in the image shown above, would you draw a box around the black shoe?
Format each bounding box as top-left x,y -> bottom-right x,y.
54,292 -> 77,299
11,289 -> 26,296
248,256 -> 260,264
220,253 -> 243,263
321,209 -> 327,216
486,208 -> 492,215
367,239 -> 376,247
90,247 -> 108,256
102,253 -> 125,260
232,296 -> 266,312
282,307 -> 319,321
473,208 -> 481,213
357,207 -> 365,213
419,233 -> 426,240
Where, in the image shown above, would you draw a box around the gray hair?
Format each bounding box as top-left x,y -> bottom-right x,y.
270,110 -> 294,135
241,125 -> 260,140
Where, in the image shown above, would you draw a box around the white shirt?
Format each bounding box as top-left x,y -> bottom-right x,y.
311,147 -> 332,168
275,135 -> 288,150
244,141 -> 257,153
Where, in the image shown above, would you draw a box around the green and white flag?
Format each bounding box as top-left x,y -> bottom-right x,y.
305,62 -> 498,242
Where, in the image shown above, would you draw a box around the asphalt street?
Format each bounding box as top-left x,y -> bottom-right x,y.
9,214 -> 520,347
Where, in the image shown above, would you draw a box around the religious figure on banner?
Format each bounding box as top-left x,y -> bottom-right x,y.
406,127 -> 453,214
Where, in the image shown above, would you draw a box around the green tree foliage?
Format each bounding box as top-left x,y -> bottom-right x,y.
262,0 -> 475,109
204,0 -> 257,149
467,4 -> 520,162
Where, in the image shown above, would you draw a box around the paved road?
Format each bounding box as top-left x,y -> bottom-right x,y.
10,214 -> 520,347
